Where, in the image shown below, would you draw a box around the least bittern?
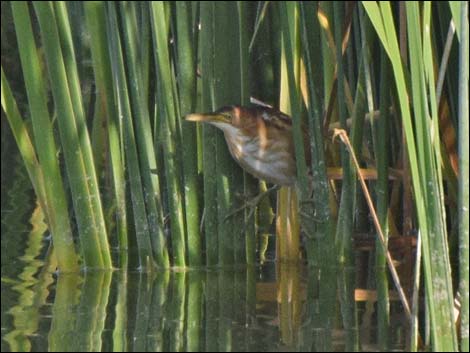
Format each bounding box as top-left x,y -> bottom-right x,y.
185,105 -> 310,186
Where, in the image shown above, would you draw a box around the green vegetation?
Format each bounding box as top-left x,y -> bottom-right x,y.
1,2 -> 467,351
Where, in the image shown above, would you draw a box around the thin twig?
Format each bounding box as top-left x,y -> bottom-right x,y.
333,128 -> 412,320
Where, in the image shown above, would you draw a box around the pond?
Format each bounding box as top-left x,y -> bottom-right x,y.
1,121 -> 408,352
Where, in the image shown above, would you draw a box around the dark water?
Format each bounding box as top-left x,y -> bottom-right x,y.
1,124 -> 408,352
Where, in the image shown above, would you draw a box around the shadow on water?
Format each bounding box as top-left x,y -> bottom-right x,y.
1,127 -> 408,352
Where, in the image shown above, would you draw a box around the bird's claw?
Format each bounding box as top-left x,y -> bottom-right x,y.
224,185 -> 278,224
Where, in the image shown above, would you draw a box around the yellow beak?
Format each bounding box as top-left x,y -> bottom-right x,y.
185,113 -> 230,124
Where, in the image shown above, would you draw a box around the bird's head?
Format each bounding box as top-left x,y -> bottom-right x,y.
184,105 -> 292,137
184,105 -> 249,131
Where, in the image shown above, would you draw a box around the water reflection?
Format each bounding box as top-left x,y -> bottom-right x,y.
1,261 -> 408,352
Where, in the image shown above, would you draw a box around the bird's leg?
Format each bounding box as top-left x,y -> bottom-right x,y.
225,184 -> 279,223
299,198 -> 332,240
297,180 -> 328,238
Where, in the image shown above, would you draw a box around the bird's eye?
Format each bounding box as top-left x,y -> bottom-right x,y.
222,113 -> 232,121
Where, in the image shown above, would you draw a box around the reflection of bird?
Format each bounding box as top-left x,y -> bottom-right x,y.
185,105 -> 310,186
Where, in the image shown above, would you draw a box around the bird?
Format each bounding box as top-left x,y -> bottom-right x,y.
185,105 -> 310,186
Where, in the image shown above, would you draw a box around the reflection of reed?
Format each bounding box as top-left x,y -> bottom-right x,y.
75,272 -> 112,351
131,273 -> 157,351
205,271 -> 218,351
48,272 -> 112,351
49,274 -> 82,351
218,271 -> 234,351
169,272 -> 186,352
2,162 -> 52,352
147,271 -> 169,351
338,267 -> 359,351
277,264 -> 301,346
113,272 -> 129,352
9,264 -> 412,351
186,273 -> 203,351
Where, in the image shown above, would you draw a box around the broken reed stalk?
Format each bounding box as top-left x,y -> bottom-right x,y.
333,128 -> 411,320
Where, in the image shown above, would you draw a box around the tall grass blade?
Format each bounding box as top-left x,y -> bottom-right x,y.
106,2 -> 156,270
84,1 -> 129,268
1,69 -> 48,226
334,2 -> 354,266
212,1 -> 245,266
33,1 -> 110,269
199,1 -> 219,266
10,2 -> 79,272
375,50 -> 391,349
406,3 -> 457,349
299,2 -> 334,265
277,1 -> 301,263
363,2 -> 458,349
53,1 -> 112,268
237,0 -> 256,265
175,1 -> 202,267
151,1 -> 187,268
120,2 -> 169,268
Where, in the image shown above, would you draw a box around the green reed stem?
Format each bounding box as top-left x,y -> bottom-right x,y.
277,1 -> 301,263
237,1 -> 255,265
107,2 -> 155,270
84,1 -> 128,268
54,2 -> 112,269
175,1 -> 202,267
33,1 -> 109,268
407,3 -> 457,349
375,49 -> 391,350
279,1 -> 309,206
1,69 -> 48,227
199,1 -> 219,266
334,3 -> 353,266
10,2 -> 79,272
363,2 -> 458,349
299,2 -> 334,265
151,1 -> 187,268
212,1 -> 245,266
121,2 -> 169,268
